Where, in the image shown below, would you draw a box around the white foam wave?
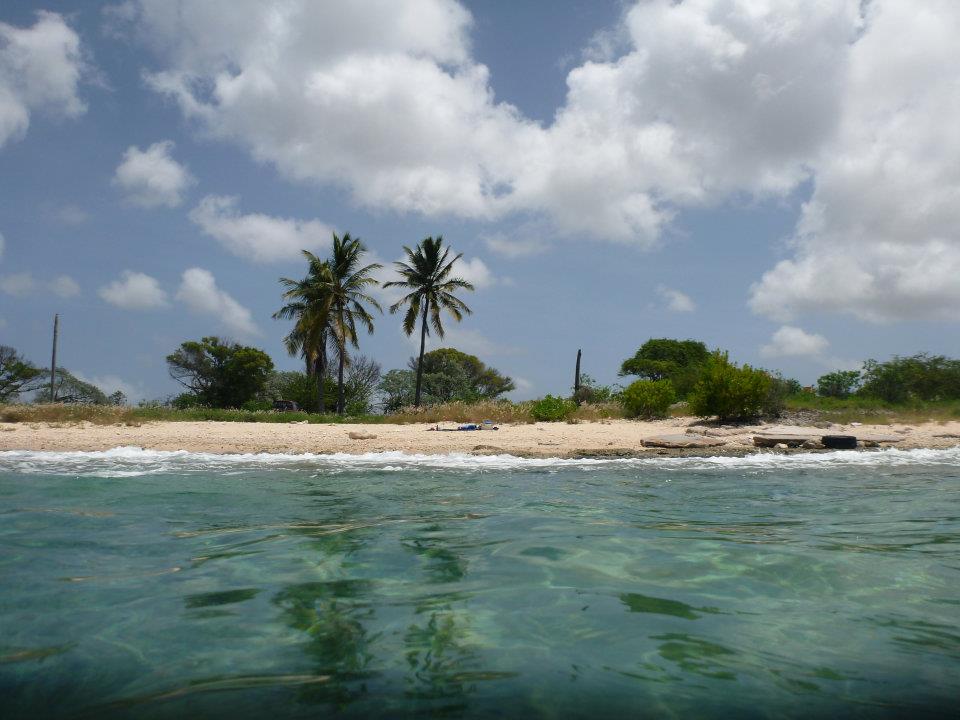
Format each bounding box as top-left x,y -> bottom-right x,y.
0,445 -> 958,476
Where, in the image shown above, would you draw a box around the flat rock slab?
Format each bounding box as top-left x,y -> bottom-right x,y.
643,434 -> 726,448
854,434 -> 905,443
753,434 -> 816,448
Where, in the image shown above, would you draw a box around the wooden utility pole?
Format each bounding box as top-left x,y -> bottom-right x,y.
50,314 -> 59,403
574,348 -> 582,401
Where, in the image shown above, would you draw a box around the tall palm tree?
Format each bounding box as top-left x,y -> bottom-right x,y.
274,253 -> 338,412
325,233 -> 382,414
383,236 -> 474,407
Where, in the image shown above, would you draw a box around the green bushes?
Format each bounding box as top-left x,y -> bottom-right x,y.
860,354 -> 960,402
620,379 -> 676,419
688,351 -> 772,422
817,370 -> 861,398
531,395 -> 576,422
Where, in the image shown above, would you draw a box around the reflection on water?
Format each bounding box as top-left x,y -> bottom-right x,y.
273,580 -> 378,708
1,458 -> 959,718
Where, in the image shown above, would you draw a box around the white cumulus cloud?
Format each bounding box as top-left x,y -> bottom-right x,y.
112,140 -> 195,208
118,0 -> 960,324
50,275 -> 80,298
0,272 -> 35,296
749,0 -> 960,323
0,11 -> 86,149
176,267 -> 258,336
455,257 -> 495,289
99,270 -> 169,309
120,0 -> 859,246
189,195 -> 334,263
760,325 -> 829,359
482,231 -> 546,259
657,286 -> 695,313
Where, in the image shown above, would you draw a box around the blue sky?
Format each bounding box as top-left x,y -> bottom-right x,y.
1,1 -> 958,402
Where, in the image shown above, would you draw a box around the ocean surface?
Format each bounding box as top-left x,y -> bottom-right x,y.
1,447 -> 959,719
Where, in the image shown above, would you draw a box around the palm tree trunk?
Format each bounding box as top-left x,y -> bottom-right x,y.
337,348 -> 346,415
414,298 -> 429,407
316,351 -> 326,414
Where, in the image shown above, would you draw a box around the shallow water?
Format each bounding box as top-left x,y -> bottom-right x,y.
1,447 -> 958,718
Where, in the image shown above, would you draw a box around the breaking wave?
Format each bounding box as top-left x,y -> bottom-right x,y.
1,445 -> 959,477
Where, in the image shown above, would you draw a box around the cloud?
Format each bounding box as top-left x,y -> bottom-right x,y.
55,204 -> 89,226
73,371 -> 143,403
657,285 -> 695,313
482,231 -> 546,259
418,326 -> 514,358
760,325 -> 829,359
0,11 -> 86,149
99,270 -> 168,309
750,0 -> 960,323
123,0 -> 859,247
189,195 -> 334,263
1,272 -> 83,298
455,257 -> 495,289
120,1 -> 960,324
510,375 -> 533,395
112,140 -> 195,208
175,267 -> 258,336
0,273 -> 36,296
0,231 -> 4,261
50,275 -> 80,298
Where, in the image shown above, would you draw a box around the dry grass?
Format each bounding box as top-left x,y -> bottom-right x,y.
0,404 -> 138,425
570,402 -> 625,421
386,400 -> 535,424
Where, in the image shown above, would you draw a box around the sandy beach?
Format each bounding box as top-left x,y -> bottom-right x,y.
2,418 -> 959,457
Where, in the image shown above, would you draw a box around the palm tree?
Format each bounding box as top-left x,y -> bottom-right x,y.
383,236 -> 474,407
325,233 -> 382,414
274,253 -> 338,413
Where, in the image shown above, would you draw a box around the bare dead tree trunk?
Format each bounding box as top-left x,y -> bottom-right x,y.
573,348 -> 582,404
50,314 -> 59,403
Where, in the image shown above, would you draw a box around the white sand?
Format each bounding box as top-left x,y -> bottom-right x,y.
2,418 -> 959,457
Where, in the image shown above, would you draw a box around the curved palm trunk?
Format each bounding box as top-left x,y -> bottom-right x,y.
414,298 -> 429,407
337,349 -> 346,415
315,349 -> 326,414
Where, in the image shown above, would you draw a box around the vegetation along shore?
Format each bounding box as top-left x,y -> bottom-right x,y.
2,235 -> 960,457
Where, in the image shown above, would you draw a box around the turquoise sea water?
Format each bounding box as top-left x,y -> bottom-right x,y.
1,447 -> 959,719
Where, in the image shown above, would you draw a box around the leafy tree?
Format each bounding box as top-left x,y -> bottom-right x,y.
325,233 -> 382,414
34,369 -> 109,405
687,351 -> 772,422
573,373 -> 621,404
378,369 -> 416,413
410,348 -> 513,401
263,370 -> 336,412
384,236 -> 474,406
377,349 -> 513,411
0,346 -> 43,402
619,339 -> 710,397
166,337 -> 274,408
620,379 -> 676,419
859,354 -> 960,403
817,370 -> 861,398
107,390 -> 127,406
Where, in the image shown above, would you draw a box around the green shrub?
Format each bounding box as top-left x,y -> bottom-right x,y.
688,351 -> 772,422
817,370 -> 861,398
620,379 -> 676,419
530,395 -> 576,422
